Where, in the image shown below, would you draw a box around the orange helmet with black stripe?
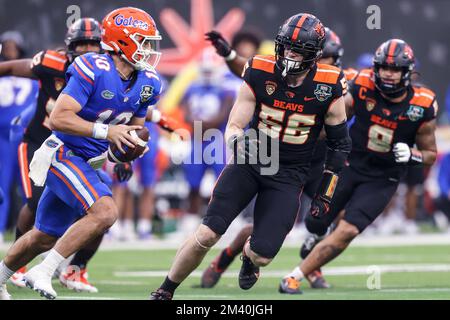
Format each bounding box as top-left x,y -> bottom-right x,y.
373,39 -> 415,98
275,13 -> 326,77
101,7 -> 161,71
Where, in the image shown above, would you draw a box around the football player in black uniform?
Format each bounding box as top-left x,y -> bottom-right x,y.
279,39 -> 438,294
150,13 -> 351,300
200,27 -> 351,290
0,18 -> 113,293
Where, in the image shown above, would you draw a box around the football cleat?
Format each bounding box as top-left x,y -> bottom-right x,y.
201,255 -> 226,288
24,266 -> 57,300
300,224 -> 336,259
306,269 -> 331,289
0,284 -> 11,300
10,266 -> 27,288
149,288 -> 173,300
238,255 -> 260,290
278,277 -> 303,294
59,267 -> 99,293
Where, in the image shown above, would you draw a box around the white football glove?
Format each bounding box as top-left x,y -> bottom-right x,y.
393,142 -> 411,163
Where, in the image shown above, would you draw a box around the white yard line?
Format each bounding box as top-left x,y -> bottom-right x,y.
2,234 -> 450,252
114,264 -> 450,278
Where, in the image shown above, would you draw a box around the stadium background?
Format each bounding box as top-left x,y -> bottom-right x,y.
1,0 -> 449,118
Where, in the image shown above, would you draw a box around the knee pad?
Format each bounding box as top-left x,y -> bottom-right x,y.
250,237 -> 278,260
202,215 -> 228,235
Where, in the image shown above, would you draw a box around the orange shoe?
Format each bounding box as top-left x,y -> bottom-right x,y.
59,267 -> 98,293
10,266 -> 27,288
278,276 -> 303,294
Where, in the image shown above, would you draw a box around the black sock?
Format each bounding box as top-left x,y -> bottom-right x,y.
161,276 -> 180,294
217,247 -> 235,270
15,228 -> 24,241
70,248 -> 97,270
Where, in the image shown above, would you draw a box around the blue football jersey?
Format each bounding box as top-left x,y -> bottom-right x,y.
0,77 -> 38,129
57,53 -> 162,160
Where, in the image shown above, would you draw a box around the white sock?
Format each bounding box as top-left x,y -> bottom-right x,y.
0,261 -> 15,285
137,219 -> 152,234
38,249 -> 65,277
286,266 -> 304,281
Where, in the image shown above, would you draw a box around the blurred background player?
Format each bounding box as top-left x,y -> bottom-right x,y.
0,31 -> 38,244
201,26 -> 353,290
0,18 -> 113,293
176,58 -> 234,238
279,39 -> 438,294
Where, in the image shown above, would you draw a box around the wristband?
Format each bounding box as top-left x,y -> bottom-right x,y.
410,149 -> 423,164
150,109 -> 162,123
225,50 -> 237,61
92,123 -> 109,140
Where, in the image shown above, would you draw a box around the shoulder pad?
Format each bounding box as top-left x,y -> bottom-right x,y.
353,68 -> 375,90
313,64 -> 341,84
344,68 -> 359,82
410,86 -> 436,108
251,55 -> 276,74
41,50 -> 68,72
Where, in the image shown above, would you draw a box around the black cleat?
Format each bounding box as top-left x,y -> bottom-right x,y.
300,223 -> 336,259
149,288 -> 173,300
300,234 -> 321,259
238,255 -> 260,290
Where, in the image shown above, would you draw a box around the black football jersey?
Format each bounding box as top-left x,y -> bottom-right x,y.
348,68 -> 436,179
242,55 -> 346,167
23,49 -> 69,144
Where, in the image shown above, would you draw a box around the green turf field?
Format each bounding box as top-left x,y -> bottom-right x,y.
2,244 -> 450,300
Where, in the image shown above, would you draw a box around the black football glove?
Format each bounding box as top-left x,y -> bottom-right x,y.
114,162 -> 133,182
310,196 -> 331,219
205,31 -> 232,57
228,135 -> 260,163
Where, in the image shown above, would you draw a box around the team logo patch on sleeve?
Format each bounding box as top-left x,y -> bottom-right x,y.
366,98 -> 376,112
140,85 -> 154,103
265,81 -> 277,95
54,78 -> 65,92
314,84 -> 332,102
406,105 -> 424,122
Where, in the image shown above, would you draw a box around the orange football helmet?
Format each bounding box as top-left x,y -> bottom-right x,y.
101,7 -> 161,71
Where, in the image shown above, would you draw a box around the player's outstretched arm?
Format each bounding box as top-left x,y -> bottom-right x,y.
0,59 -> 35,78
205,31 -> 247,78
50,93 -> 140,153
224,82 -> 256,143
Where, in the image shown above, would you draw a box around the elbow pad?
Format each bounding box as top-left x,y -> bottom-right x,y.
324,122 -> 351,173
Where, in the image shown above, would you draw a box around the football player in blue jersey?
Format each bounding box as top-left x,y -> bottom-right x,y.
0,31 -> 38,244
0,7 -> 163,300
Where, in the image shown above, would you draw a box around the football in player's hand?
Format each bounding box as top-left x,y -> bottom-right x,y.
108,127 -> 149,163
